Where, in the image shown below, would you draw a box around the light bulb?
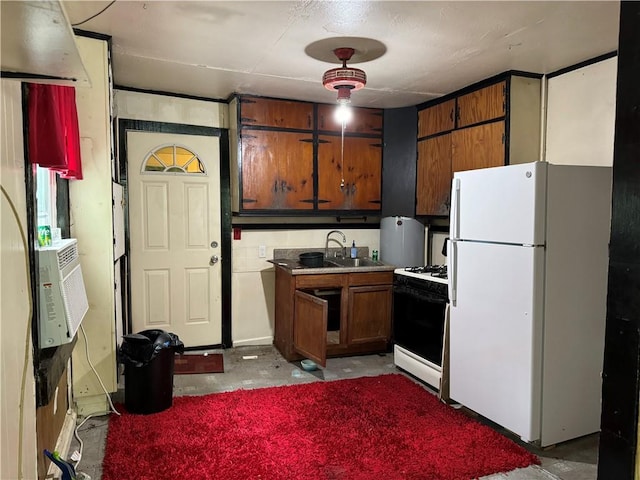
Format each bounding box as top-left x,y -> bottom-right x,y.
334,103 -> 353,125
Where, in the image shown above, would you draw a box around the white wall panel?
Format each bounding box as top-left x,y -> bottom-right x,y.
0,79 -> 38,480
545,57 -> 617,166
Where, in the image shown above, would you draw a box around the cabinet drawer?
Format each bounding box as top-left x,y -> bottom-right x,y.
348,271 -> 393,286
295,274 -> 346,289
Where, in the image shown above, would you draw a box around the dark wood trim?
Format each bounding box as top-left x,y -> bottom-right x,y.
230,222 -> 381,230
547,51 -> 618,79
117,119 -> 233,348
0,71 -> 79,82
597,3 -> 640,479
72,29 -> 112,41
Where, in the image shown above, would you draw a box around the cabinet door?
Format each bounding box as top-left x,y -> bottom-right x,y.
418,99 -> 455,138
347,285 -> 392,344
294,290 -> 328,367
416,134 -> 452,216
317,135 -> 382,210
456,81 -> 506,128
317,104 -> 383,135
451,121 -> 505,172
241,130 -> 314,210
240,97 -> 313,130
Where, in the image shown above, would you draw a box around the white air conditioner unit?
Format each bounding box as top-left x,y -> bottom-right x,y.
38,238 -> 89,348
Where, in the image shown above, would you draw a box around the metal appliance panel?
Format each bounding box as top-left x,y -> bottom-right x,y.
451,162 -> 547,246
449,240 -> 545,442
380,216 -> 425,267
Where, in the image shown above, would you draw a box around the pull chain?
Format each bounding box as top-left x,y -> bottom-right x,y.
340,119 -> 346,189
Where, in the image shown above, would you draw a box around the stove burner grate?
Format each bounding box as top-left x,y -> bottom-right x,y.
404,265 -> 448,278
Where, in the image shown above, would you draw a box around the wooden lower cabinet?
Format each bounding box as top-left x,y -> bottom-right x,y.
273,267 -> 393,366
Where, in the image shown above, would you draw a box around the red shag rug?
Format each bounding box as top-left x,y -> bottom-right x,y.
103,374 -> 538,480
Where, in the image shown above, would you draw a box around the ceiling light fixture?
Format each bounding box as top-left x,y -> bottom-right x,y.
322,47 -> 367,105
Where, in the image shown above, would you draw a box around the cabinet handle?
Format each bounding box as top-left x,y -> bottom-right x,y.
450,109 -> 454,122
281,180 -> 287,192
240,117 -> 257,123
351,183 -> 357,195
455,105 -> 460,122
273,180 -> 279,193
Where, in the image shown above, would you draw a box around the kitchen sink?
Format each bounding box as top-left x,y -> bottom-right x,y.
326,257 -> 384,268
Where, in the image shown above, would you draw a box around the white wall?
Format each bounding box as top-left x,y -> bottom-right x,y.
545,57 -> 617,166
69,35 -> 117,416
115,90 -> 227,128
0,80 -> 38,480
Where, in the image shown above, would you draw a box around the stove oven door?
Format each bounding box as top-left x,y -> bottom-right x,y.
393,281 -> 447,367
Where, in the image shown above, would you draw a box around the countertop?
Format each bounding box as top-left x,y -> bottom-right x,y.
269,248 -> 395,275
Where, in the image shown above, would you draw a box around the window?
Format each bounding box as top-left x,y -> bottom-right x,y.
36,166 -> 57,229
142,144 -> 206,174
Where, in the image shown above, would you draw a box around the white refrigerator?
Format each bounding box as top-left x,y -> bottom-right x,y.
447,161 -> 612,446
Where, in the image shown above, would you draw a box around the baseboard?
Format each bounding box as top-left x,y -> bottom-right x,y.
45,409 -> 77,480
232,336 -> 273,347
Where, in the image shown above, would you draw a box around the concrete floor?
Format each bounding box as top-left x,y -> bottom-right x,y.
69,345 -> 598,480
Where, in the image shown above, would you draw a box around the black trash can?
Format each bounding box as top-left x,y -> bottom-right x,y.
119,329 -> 184,414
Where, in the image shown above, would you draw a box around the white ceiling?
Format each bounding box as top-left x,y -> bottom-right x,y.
61,1 -> 621,108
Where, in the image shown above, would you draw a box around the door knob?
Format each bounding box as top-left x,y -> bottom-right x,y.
211,241 -> 218,248
210,255 -> 219,265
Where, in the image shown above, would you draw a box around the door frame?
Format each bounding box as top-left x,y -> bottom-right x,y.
118,119 -> 232,348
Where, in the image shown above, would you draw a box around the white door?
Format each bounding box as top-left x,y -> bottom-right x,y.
451,162 -> 547,245
128,131 -> 222,347
448,240 -> 544,442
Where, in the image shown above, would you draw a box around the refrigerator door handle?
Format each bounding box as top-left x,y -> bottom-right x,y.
451,178 -> 461,240
448,240 -> 457,306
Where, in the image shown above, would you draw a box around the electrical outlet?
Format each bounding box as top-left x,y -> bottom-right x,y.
258,245 -> 266,258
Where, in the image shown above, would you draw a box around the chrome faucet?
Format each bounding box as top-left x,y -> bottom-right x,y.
325,230 -> 347,258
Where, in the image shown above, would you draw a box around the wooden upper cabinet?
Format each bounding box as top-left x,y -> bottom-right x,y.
416,134 -> 452,216
241,130 -> 314,210
317,104 -> 383,135
418,99 -> 455,138
317,135 -> 382,210
456,81 -> 506,128
451,121 -> 505,172
240,96 -> 313,130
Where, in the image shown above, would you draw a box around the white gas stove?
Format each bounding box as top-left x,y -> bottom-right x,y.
393,265 -> 448,284
393,265 -> 449,396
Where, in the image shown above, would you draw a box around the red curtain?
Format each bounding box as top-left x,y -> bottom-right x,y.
28,83 -> 83,180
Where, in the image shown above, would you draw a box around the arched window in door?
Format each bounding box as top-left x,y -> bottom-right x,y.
142,144 -> 206,174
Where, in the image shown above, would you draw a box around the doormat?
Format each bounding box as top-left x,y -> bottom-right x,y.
103,374 -> 539,480
174,353 -> 224,375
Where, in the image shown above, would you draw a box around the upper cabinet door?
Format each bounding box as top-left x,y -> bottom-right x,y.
241,130 -> 314,210
451,121 -> 505,173
317,135 -> 382,210
418,99 -> 455,138
456,81 -> 506,128
240,97 -> 314,130
317,104 -> 383,135
416,134 -> 452,216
